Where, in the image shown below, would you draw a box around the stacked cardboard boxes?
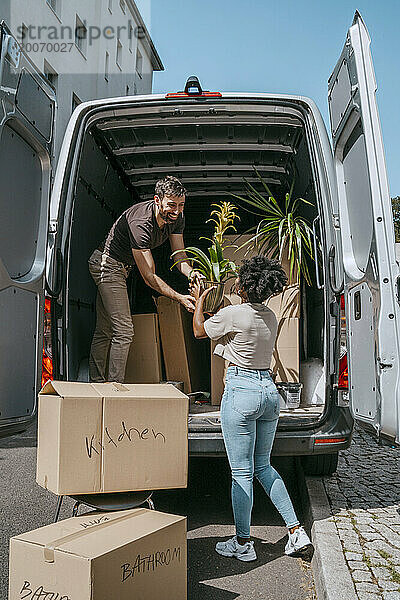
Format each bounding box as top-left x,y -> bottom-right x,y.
156,296 -> 210,394
10,380 -> 190,599
209,235 -> 300,403
124,313 -> 162,384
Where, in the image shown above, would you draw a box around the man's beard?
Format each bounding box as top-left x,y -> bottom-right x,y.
159,209 -> 176,223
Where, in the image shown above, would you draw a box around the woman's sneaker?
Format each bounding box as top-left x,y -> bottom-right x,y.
215,536 -> 257,561
285,527 -> 313,556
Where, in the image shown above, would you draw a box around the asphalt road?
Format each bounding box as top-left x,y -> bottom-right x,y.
0,422 -> 314,600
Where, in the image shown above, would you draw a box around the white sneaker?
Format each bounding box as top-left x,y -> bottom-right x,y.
285,527 -> 313,556
215,536 -> 257,561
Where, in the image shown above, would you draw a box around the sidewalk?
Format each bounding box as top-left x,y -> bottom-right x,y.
308,424 -> 400,600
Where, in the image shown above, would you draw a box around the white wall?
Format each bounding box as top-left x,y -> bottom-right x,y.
6,0 -> 162,161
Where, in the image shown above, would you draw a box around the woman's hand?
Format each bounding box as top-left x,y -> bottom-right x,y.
190,281 -> 215,305
189,280 -> 201,301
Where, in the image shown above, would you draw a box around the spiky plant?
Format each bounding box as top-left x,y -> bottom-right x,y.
171,201 -> 240,282
231,170 -> 315,285
206,202 -> 240,247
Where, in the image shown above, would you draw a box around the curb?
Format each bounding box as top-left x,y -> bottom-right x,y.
303,476 -> 357,600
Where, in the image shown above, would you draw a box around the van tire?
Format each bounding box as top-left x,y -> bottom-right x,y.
301,452 -> 339,476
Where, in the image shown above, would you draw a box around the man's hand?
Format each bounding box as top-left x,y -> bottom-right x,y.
178,294 -> 196,312
189,270 -> 206,286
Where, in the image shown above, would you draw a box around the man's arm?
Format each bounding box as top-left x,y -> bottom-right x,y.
169,234 -> 193,279
132,248 -> 195,312
170,234 -> 206,284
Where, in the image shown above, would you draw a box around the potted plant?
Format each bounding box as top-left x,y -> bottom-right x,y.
171,201 -> 239,313
231,170 -> 315,285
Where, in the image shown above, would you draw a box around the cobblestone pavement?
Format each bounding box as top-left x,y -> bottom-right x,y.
322,424 -> 400,600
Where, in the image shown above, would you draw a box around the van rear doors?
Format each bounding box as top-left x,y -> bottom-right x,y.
328,12 -> 400,443
0,23 -> 55,428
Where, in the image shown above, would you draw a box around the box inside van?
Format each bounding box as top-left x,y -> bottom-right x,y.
65,99 -> 327,428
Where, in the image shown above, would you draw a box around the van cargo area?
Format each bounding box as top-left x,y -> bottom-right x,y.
65,99 -> 327,429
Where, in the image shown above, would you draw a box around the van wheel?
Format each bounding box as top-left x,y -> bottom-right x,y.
301,453 -> 339,476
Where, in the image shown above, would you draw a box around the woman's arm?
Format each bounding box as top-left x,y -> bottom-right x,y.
191,283 -> 214,339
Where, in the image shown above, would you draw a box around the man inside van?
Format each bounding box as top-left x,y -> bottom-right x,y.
88,175 -> 199,383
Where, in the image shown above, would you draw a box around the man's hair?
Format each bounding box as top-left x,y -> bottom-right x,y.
155,176 -> 186,199
238,256 -> 288,303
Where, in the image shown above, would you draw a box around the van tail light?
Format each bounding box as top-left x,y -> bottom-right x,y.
315,437 -> 346,445
338,293 -> 348,391
338,352 -> 348,389
41,297 -> 53,387
165,91 -> 222,99
336,293 -> 349,408
165,76 -> 222,99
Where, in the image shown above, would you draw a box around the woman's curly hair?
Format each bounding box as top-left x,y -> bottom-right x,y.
238,256 -> 288,303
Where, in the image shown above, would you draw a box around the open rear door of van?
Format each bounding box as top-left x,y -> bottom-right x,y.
0,23 -> 56,430
328,11 -> 400,443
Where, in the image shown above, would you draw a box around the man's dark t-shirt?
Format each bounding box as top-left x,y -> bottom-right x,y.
99,200 -> 185,265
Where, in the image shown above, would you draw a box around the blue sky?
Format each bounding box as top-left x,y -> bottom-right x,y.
140,0 -> 399,197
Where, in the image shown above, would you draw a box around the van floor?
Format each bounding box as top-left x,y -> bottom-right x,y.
188,402 -> 324,419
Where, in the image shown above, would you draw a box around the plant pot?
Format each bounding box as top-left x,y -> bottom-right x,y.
200,280 -> 225,313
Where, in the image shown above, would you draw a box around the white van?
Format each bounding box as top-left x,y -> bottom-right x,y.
1,13 -> 399,474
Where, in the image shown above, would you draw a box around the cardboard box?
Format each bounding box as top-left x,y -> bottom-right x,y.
266,285 -> 300,319
271,317 -> 300,383
210,295 -> 231,405
209,302 -> 300,405
9,508 -> 187,600
210,342 -> 229,406
223,234 -> 300,319
125,314 -> 162,383
156,297 -> 209,394
36,381 -> 189,495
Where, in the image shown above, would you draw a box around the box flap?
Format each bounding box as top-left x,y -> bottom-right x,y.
39,380 -> 103,398
91,382 -> 188,400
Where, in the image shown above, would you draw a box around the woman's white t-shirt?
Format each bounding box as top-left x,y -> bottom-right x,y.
203,303 -> 278,369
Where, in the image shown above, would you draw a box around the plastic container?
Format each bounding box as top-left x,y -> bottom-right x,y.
277,382 -> 303,409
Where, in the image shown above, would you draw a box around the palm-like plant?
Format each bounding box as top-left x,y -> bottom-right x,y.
171,202 -> 240,283
231,171 -> 315,285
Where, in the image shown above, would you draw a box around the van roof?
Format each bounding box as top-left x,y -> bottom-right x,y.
73,91 -> 319,115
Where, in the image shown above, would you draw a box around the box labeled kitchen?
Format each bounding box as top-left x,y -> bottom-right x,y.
36,381 -> 189,495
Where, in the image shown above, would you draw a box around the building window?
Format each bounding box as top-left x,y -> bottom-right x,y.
116,39 -> 122,70
105,51 -> 109,82
75,14 -> 87,56
135,47 -> 142,79
120,0 -> 126,14
44,60 -> 58,92
129,23 -> 134,53
72,93 -> 81,113
108,0 -> 112,13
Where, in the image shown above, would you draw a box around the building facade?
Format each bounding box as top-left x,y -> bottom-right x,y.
2,0 -> 163,160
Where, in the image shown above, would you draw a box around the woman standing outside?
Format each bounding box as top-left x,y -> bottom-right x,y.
191,256 -> 313,562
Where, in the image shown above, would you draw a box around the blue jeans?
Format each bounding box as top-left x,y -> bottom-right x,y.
221,366 -> 300,538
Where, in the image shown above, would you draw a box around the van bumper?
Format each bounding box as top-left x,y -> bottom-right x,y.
188,405 -> 353,457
